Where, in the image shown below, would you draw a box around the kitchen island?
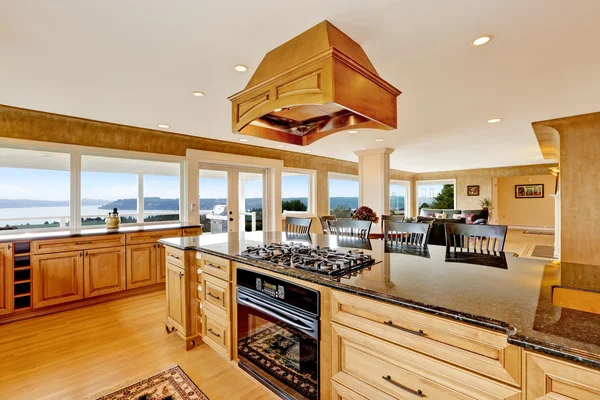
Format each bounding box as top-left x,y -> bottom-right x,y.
160,231 -> 600,399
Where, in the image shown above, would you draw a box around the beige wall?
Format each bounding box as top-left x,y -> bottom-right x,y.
496,174 -> 556,227
413,164 -> 558,212
533,111 -> 600,266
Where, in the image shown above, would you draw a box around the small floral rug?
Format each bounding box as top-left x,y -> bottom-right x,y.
90,365 -> 209,400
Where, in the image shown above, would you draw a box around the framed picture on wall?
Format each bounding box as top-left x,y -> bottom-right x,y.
467,185 -> 480,196
515,184 -> 544,199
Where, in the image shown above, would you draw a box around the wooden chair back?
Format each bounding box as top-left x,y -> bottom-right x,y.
319,215 -> 336,234
285,217 -> 312,234
381,215 -> 405,223
328,218 -> 372,239
444,223 -> 508,252
384,221 -> 430,247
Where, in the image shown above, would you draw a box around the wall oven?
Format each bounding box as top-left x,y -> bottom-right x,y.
236,268 -> 320,400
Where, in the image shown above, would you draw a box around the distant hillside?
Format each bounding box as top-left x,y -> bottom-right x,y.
99,197 -> 179,211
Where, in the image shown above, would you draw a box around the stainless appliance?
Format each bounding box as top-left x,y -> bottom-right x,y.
206,204 -> 228,234
241,242 -> 374,276
237,268 -> 320,400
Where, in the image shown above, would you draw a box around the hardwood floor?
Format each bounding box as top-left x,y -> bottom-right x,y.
503,228 -> 555,257
0,290 -> 273,400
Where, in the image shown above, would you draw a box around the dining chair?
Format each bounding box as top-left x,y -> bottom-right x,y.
381,214 -> 405,223
383,221 -> 430,247
328,218 -> 372,239
319,215 -> 336,234
284,217 -> 312,234
444,223 -> 508,252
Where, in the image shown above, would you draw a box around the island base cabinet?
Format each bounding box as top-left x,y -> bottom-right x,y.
0,244 -> 12,315
332,323 -> 521,400
525,351 -> 600,399
84,247 -> 126,298
165,262 -> 188,334
127,243 -> 157,289
32,251 -> 84,308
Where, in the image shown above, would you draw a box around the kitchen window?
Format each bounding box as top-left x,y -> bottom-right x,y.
281,169 -> 315,216
390,180 -> 410,218
328,172 -> 359,218
0,147 -> 71,231
81,155 -> 181,226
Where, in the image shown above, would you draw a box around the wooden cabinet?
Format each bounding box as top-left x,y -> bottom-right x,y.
202,306 -> 231,359
126,243 -> 157,289
166,262 -> 188,334
157,243 -> 166,283
32,234 -> 125,255
201,272 -> 231,319
0,243 -> 13,315
125,229 -> 182,246
524,351 -> 600,399
183,227 -> 202,237
32,251 -> 84,308
84,247 -> 126,298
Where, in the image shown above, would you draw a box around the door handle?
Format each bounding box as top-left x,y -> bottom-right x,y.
79,252 -> 83,257
229,218 -> 234,221
179,272 -> 184,278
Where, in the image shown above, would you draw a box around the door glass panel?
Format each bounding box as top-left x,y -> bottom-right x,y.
239,171 -> 264,232
199,169 -> 228,234
390,182 -> 408,218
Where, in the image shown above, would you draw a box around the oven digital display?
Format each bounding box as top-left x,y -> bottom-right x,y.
260,280 -> 284,299
264,282 -> 276,291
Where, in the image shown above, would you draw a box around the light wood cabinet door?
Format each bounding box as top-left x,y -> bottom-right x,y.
166,262 -> 187,334
157,243 -> 166,284
32,251 -> 84,308
0,243 -> 13,315
84,247 -> 126,298
126,243 -> 157,289
525,351 -> 600,399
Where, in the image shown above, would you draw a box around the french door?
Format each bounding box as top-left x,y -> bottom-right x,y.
199,164 -> 268,234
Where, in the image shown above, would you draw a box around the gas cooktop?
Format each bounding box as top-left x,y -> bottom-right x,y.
240,242 -> 375,276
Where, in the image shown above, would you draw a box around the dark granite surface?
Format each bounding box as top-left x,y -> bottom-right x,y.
0,223 -> 202,243
159,231 -> 600,369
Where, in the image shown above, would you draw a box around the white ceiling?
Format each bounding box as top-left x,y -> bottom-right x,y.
1,0 -> 598,172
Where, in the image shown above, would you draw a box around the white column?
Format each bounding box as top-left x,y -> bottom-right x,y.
354,148 -> 395,234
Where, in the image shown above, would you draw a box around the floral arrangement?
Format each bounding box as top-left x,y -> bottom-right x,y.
351,206 -> 379,224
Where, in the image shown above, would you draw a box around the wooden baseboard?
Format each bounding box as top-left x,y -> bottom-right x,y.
0,284 -> 165,326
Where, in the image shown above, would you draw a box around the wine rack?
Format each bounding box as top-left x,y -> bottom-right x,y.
12,241 -> 32,311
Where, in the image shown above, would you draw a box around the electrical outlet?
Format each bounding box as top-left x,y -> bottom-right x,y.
190,203 -> 198,211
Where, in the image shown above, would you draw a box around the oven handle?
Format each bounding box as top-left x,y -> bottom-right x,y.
237,294 -> 315,333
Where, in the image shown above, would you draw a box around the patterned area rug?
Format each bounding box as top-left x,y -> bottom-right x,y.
90,365 -> 209,400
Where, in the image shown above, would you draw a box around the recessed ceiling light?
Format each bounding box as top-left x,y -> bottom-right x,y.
487,118 -> 503,123
348,130 -> 359,134
157,124 -> 170,129
234,64 -> 248,72
360,147 -> 366,150
192,91 -> 205,97
375,138 -> 384,142
274,108 -> 282,112
276,145 -> 284,148
239,138 -> 248,142
471,35 -> 493,46
305,150 -> 311,153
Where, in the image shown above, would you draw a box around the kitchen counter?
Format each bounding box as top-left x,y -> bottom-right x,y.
159,231 -> 600,370
0,223 -> 202,243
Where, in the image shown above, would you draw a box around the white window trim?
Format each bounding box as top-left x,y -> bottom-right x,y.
415,179 -> 457,209
327,172 -> 360,215
0,138 -> 186,235
390,179 -> 411,218
281,167 -> 317,218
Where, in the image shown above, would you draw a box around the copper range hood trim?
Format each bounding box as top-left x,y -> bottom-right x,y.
228,21 -> 401,146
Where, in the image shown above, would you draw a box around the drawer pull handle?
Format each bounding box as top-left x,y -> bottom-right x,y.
382,375 -> 424,397
75,241 -> 93,245
207,292 -> 221,300
383,320 -> 426,337
169,254 -> 180,260
206,263 -> 222,270
207,328 -> 221,337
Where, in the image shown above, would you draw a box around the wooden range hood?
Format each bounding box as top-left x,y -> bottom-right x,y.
228,21 -> 401,146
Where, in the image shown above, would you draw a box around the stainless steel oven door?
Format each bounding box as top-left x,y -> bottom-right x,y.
237,286 -> 319,400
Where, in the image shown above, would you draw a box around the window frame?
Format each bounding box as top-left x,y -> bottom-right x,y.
415,179 -> 457,210
0,138 -> 185,235
281,167 -> 316,218
328,172 -> 360,217
389,179 -> 411,218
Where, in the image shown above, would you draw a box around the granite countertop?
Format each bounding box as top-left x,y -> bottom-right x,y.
159,231 -> 600,369
0,223 -> 202,243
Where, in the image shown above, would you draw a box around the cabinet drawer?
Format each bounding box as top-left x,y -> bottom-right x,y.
32,234 -> 125,254
331,290 -> 521,387
332,323 -> 520,400
201,273 -> 230,319
165,247 -> 185,268
126,229 -> 182,245
183,228 -> 202,237
525,351 -> 600,399
197,252 -> 231,281
332,381 -> 370,400
202,307 -> 231,359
